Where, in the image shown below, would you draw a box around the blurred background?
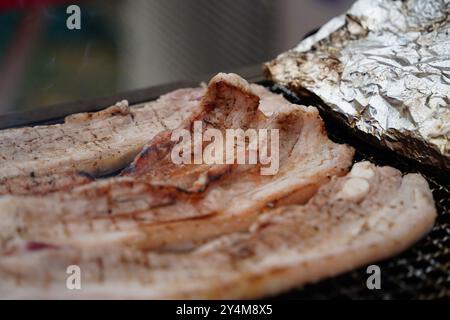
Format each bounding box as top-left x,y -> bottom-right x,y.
0,0 -> 353,114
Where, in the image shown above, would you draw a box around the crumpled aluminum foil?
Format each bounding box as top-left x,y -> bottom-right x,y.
265,0 -> 450,171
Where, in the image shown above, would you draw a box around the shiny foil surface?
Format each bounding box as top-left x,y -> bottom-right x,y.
265,0 -> 450,170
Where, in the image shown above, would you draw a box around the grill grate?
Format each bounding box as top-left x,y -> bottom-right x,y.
267,83 -> 450,300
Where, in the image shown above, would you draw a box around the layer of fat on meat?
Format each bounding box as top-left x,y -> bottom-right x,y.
0,162 -> 436,299
0,88 -> 204,195
0,73 -> 354,252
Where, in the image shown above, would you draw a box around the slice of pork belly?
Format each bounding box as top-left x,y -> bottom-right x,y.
0,73 -> 354,251
0,88 -> 204,195
0,162 -> 436,299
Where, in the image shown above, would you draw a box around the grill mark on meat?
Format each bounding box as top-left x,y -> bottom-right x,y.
97,257 -> 105,283
150,107 -> 170,131
0,172 -> 93,196
61,219 -> 71,238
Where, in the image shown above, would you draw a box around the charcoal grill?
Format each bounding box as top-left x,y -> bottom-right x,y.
0,64 -> 448,300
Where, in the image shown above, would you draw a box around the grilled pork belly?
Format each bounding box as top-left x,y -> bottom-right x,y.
0,89 -> 204,195
0,162 -> 436,299
0,73 -> 354,252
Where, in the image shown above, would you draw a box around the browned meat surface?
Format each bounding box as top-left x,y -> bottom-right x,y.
0,73 -> 354,252
0,162 -> 436,299
0,89 -> 204,195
